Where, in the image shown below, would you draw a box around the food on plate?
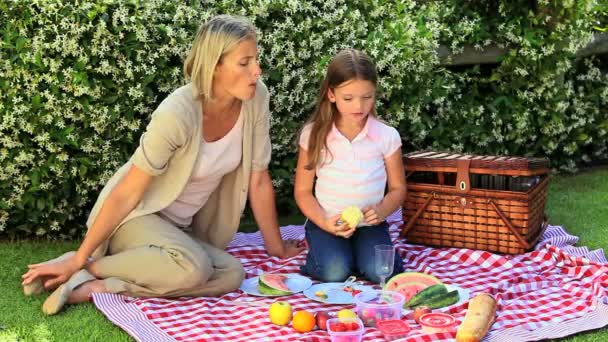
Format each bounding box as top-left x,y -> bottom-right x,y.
383,272 -> 442,303
258,274 -> 292,295
456,293 -> 497,342
412,306 -> 432,323
268,301 -> 293,326
343,286 -> 362,297
315,290 -> 328,300
341,206 -> 363,228
315,311 -> 332,330
292,310 -> 316,333
405,284 -> 448,308
418,312 -> 457,333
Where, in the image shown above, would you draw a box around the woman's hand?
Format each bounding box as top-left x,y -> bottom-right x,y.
325,214 -> 355,238
280,239 -> 306,259
21,255 -> 81,290
362,204 -> 384,225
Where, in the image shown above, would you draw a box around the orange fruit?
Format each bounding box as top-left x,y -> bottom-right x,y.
292,310 -> 316,333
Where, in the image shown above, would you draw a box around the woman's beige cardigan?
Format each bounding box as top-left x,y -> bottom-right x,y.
87,80 -> 272,259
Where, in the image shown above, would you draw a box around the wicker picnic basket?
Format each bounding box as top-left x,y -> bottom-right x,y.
400,151 -> 550,254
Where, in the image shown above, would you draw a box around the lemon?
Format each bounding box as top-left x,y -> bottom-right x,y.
337,308 -> 358,321
341,206 -> 363,228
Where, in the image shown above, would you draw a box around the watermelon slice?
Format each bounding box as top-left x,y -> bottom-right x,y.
393,281 -> 429,303
383,272 -> 442,302
258,274 -> 292,295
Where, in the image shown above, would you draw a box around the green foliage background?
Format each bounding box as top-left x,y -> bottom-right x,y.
1,0 -> 606,237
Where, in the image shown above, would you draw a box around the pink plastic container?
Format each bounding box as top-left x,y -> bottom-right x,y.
376,319 -> 412,341
418,313 -> 457,334
326,317 -> 364,342
354,290 -> 405,327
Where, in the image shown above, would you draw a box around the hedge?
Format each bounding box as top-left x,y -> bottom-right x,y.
0,0 -> 606,237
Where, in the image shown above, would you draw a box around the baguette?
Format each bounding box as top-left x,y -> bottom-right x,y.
456,293 -> 497,342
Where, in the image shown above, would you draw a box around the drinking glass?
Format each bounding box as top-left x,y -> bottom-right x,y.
374,244 -> 395,289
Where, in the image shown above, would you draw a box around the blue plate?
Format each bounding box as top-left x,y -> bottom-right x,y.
303,282 -> 376,305
239,273 -> 312,297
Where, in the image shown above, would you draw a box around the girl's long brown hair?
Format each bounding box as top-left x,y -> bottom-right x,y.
302,48 -> 378,170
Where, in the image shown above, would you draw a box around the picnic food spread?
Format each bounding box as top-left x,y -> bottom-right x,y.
340,206 -> 363,228
456,293 -> 497,342
256,272 -> 496,340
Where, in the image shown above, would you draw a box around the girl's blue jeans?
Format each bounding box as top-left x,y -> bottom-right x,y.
300,219 -> 403,283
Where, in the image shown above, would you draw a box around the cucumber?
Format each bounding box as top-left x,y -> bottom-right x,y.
417,290 -> 460,309
405,284 -> 447,308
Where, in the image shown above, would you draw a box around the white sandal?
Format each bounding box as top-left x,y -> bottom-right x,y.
42,269 -> 96,315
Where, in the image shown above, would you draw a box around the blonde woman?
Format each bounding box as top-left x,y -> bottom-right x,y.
21,15 -> 304,315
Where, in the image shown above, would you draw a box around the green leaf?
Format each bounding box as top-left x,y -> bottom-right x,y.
36,198 -> 45,211
31,94 -> 41,109
31,171 -> 40,187
15,36 -> 27,51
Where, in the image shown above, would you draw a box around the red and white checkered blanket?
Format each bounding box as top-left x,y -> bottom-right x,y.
93,211 -> 608,341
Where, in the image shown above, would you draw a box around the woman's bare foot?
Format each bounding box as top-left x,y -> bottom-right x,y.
68,279 -> 107,304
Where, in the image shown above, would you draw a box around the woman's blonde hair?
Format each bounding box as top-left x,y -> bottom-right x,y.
302,48 -> 378,170
184,15 -> 256,101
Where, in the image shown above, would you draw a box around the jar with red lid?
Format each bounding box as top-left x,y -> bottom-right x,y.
418,313 -> 457,334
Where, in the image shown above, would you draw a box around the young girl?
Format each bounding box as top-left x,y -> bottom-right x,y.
294,49 -> 406,283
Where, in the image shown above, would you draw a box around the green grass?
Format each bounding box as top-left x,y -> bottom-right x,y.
1,169 -> 607,341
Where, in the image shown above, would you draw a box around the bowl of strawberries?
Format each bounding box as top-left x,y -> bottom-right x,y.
326,317 -> 364,342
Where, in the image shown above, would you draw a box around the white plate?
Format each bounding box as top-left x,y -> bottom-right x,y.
303,282 -> 376,305
402,284 -> 470,314
239,273 -> 312,297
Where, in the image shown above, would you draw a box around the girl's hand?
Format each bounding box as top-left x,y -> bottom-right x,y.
325,215 -> 354,238
21,255 -> 81,290
362,205 -> 384,225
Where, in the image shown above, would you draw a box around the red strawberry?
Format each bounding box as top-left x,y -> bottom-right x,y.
345,322 -> 359,331
334,323 -> 346,332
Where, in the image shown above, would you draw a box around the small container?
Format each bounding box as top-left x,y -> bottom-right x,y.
418,313 -> 457,334
326,317 -> 364,342
354,290 -> 405,327
376,319 -> 411,341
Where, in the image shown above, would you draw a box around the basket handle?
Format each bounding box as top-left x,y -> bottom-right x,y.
456,159 -> 471,193
489,200 -> 531,250
399,193 -> 434,238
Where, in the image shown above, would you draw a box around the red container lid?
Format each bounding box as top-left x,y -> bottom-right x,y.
376,319 -> 411,336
